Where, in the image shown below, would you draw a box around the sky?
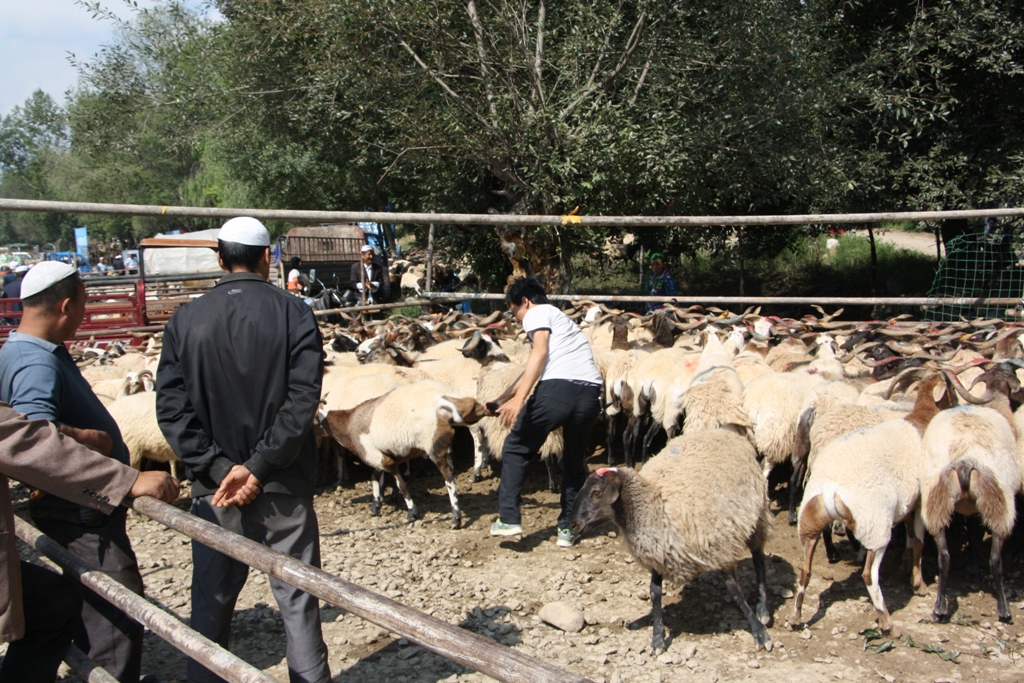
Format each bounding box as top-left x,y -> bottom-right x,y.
0,0 -> 217,118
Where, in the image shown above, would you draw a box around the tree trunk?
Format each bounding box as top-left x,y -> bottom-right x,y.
493,224 -> 566,292
866,223 -> 878,296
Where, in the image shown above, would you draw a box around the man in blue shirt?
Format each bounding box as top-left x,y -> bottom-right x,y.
0,261 -> 151,683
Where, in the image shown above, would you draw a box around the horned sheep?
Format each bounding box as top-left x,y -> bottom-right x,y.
319,380 -> 487,528
789,373 -> 953,636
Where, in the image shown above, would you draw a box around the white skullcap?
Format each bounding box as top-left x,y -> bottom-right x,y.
21,261 -> 77,299
218,217 -> 270,247
360,244 -> 374,253
14,265 -> 30,274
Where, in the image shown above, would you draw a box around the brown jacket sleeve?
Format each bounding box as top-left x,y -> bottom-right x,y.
1,402 -> 140,643
0,403 -> 138,511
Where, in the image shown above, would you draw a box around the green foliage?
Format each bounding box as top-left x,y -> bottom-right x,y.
575,232 -> 937,315
3,0 -> 1023,293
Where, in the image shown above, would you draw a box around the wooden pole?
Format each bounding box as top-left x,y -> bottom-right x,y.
64,645 -> 121,683
14,516 -> 279,683
426,221 -> 435,294
866,224 -> 878,295
130,497 -> 596,683
4,197 -> 1024,229
422,292 -> 1024,306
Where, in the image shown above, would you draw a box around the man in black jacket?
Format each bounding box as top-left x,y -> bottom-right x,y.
349,244 -> 385,304
156,217 -> 330,683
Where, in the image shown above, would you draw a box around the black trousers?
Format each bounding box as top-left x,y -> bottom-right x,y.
0,561 -> 82,683
31,508 -> 145,683
498,379 -> 601,528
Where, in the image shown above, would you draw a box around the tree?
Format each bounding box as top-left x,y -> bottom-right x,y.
0,90 -> 74,244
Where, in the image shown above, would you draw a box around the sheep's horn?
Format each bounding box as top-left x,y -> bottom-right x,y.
462,331 -> 482,352
883,366 -> 931,400
944,369 -> 995,405
477,310 -> 501,326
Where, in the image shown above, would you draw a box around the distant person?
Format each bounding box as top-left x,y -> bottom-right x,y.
643,252 -> 677,313
286,256 -> 306,294
95,258 -> 109,274
123,254 -> 139,275
350,244 -> 383,304
2,266 -> 29,313
1,265 -> 14,287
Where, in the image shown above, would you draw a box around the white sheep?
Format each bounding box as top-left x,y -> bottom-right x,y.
107,391 -> 183,479
743,370 -> 825,479
319,373 -> 401,486
319,380 -> 487,528
789,374 -> 952,636
473,362 -> 563,487
920,364 -> 1022,623
571,429 -> 773,652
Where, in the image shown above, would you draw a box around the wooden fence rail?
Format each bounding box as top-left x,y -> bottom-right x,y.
64,645 -> 121,683
130,496 -> 596,683
3,196 -> 1024,228
13,516 -> 280,683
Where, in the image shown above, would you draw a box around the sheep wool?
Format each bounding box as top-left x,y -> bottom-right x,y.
572,429 -> 772,652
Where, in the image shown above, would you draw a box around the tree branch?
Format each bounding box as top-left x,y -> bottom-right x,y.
388,29 -> 498,135
533,0 -> 546,108
466,0 -> 499,125
559,9 -> 648,120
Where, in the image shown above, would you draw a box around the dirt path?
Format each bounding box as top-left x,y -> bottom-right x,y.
864,229 -> 941,259
15,447 -> 1024,683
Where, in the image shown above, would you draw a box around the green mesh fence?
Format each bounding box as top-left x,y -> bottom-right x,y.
924,232 -> 1024,322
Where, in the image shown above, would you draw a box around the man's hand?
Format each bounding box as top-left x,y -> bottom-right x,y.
130,471 -> 180,503
60,424 -> 113,457
497,395 -> 525,429
212,465 -> 262,507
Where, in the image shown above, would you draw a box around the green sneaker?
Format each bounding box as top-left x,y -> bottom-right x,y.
490,519 -> 523,536
556,527 -> 578,548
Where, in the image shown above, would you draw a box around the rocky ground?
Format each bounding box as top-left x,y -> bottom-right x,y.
10,442 -> 1024,683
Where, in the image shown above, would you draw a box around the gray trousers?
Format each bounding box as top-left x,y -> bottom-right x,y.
188,493 -> 330,683
31,508 -> 145,683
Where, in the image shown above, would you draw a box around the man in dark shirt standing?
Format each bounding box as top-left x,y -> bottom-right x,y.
2,265 -> 28,313
156,217 -> 330,683
0,261 -> 153,683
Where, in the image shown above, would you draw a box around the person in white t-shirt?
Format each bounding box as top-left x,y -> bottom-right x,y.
486,277 -> 602,547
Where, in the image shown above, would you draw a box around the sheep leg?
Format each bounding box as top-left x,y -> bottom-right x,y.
905,514 -> 927,596
436,453 -> 462,530
469,425 -> 486,483
751,545 -> 772,627
790,494 -> 829,629
649,571 -> 666,654
605,413 -> 619,466
724,566 -> 773,651
623,416 -> 637,468
991,532 -> 1012,623
932,526 -> 951,622
370,472 -> 386,516
822,525 -> 840,564
788,457 -> 807,527
545,455 -> 560,493
862,548 -> 897,636
390,470 -> 419,523
640,420 -> 660,463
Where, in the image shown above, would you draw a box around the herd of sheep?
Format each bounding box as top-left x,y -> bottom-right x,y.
73,303 -> 1024,655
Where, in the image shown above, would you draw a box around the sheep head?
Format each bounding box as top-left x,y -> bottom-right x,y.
570,467 -> 626,537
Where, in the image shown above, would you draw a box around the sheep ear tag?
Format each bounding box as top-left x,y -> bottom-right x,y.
595,468 -> 619,477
